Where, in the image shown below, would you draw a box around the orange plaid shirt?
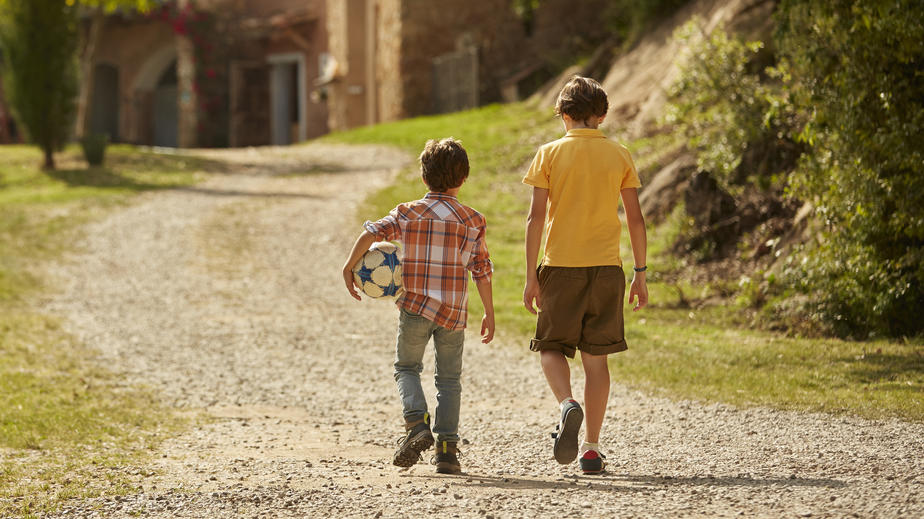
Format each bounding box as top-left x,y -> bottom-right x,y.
364,192 -> 492,330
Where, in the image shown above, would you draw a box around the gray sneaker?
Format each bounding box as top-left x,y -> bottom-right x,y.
550,399 -> 583,464
393,413 -> 434,467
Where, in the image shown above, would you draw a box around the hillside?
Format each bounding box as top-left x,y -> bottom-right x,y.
531,0 -> 793,296
535,0 -> 776,138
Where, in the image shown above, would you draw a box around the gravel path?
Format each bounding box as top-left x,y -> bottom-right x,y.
39,143 -> 923,518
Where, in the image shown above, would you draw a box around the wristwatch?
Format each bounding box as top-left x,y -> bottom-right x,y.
633,265 -> 647,272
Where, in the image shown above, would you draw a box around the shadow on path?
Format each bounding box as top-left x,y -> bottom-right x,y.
407,472 -> 847,492
171,185 -> 327,199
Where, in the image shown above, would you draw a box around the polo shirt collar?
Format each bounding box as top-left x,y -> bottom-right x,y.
425,192 -> 458,201
565,128 -> 606,138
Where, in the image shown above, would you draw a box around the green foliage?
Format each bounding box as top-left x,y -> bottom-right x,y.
775,0 -> 924,338
75,0 -> 153,11
663,4 -> 923,338
0,0 -> 79,169
664,20 -> 789,189
79,133 -> 108,165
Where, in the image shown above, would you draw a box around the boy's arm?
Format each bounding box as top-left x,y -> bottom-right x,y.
474,278 -> 495,343
523,187 -> 548,314
621,188 -> 648,311
342,230 -> 376,301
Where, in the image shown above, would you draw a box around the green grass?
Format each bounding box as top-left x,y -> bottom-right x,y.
0,145 -> 215,517
325,102 -> 924,422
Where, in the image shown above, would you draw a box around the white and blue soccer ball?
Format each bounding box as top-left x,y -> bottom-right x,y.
352,241 -> 403,298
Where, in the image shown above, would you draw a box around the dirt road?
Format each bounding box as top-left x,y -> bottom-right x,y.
41,144 -> 922,518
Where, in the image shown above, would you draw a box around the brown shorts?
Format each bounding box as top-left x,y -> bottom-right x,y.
530,265 -> 628,358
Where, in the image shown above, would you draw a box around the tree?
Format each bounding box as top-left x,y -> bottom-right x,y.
776,0 -> 924,336
0,0 -> 79,169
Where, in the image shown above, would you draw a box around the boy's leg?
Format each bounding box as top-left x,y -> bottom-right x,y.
575,266 -> 627,474
540,350 -> 573,402
579,351 -> 610,444
530,266 -> 590,464
431,325 -> 464,443
394,309 -> 433,422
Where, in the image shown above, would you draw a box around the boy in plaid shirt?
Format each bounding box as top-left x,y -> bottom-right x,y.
342,137 -> 494,474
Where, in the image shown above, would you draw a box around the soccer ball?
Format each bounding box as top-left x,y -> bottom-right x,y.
352,241 -> 403,298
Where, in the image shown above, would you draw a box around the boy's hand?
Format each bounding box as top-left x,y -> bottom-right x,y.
628,274 -> 648,311
523,276 -> 541,314
342,266 -> 361,301
480,313 -> 495,343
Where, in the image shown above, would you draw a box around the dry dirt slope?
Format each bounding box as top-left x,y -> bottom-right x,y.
32,143 -> 923,518
534,0 -> 776,138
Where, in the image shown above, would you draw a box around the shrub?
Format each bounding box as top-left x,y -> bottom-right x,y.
663,20 -> 790,191
80,133 -> 109,166
775,0 -> 924,337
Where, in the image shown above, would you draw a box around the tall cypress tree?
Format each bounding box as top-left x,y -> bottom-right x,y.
0,0 -> 79,170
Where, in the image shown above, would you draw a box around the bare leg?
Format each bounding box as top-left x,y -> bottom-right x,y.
540,350 -> 573,403
580,351 -> 610,443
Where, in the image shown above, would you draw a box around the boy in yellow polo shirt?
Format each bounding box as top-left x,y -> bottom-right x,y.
522,75 -> 648,474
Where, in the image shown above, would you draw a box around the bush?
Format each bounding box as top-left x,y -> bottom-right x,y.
80,133 -> 109,166
664,20 -> 794,191
775,0 -> 924,338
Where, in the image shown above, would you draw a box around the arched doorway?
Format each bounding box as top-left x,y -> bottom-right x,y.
90,63 -> 120,141
152,61 -> 178,148
130,45 -> 177,146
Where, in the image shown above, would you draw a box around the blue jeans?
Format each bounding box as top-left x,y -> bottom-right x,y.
394,308 -> 464,443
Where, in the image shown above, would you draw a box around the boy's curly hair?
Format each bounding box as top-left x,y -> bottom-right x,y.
555,76 -> 609,125
419,137 -> 469,192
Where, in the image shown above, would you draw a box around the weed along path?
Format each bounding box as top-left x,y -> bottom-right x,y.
40,143 -> 922,518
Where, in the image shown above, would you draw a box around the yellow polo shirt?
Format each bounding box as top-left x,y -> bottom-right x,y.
522,128 -> 641,267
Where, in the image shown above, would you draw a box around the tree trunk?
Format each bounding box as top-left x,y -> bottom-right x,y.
176,0 -> 198,148
75,8 -> 105,140
43,146 -> 55,170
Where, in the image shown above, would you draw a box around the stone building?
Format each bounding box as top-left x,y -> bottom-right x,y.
85,0 -> 329,147
323,0 -> 610,132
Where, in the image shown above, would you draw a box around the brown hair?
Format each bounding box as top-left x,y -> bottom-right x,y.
554,76 -> 609,126
419,137 -> 469,192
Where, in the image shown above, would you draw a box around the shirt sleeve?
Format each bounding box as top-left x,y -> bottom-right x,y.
466,221 -> 493,282
620,148 -> 642,189
363,207 -> 402,241
522,147 -> 550,189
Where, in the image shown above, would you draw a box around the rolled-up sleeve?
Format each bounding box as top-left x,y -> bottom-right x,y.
363,207 -> 402,241
467,223 -> 493,282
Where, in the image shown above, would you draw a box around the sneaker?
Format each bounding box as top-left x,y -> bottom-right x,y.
550,399 -> 583,464
580,449 -> 606,475
393,413 -> 434,467
433,441 -> 461,474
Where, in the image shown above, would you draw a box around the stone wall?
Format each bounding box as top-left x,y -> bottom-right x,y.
376,0 -> 403,123
396,0 -> 528,117
326,0 -> 613,129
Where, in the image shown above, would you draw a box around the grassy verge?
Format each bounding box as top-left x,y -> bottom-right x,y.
325,103 -> 924,422
0,145 -> 218,517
